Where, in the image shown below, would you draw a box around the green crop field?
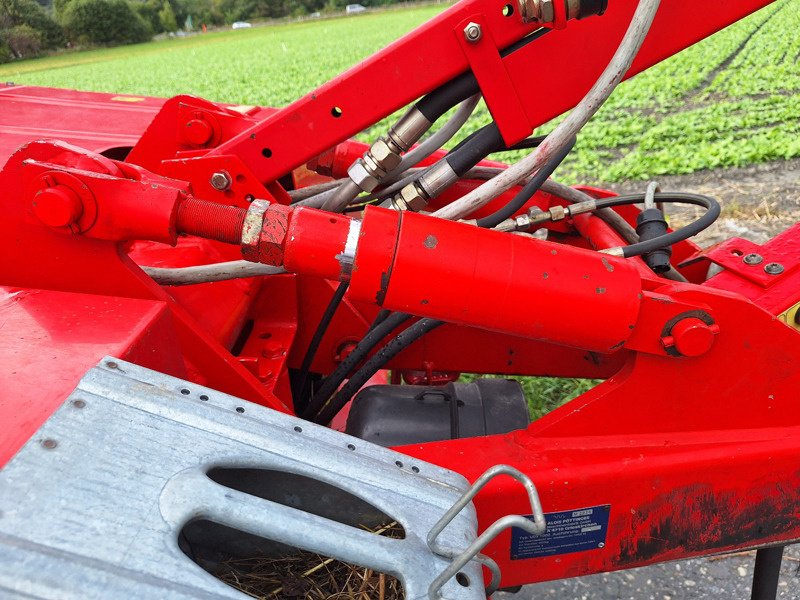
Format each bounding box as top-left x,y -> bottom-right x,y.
2,0 -> 797,185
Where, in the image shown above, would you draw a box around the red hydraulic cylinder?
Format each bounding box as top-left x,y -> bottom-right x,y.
283,206 -> 643,353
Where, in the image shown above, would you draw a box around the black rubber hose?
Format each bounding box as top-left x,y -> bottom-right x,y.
415,29 -> 549,122
476,136 -> 576,228
312,318 -> 445,424
507,134 -> 547,151
416,71 -> 479,123
445,123 -> 505,177
593,193 -> 721,258
301,311 -> 412,419
292,280 -> 349,413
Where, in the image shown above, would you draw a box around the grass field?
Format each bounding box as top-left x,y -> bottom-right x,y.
2,0 -> 798,185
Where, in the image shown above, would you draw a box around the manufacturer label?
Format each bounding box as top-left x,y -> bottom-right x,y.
511,504 -> 611,559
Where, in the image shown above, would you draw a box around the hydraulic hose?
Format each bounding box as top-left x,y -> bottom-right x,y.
302,311 -> 413,419
414,28 -> 549,122
444,123 -> 505,176
141,261 -> 284,285
593,192 -> 720,258
312,318 -> 445,424
433,0 -> 662,220
293,280 -> 350,413
321,179 -> 362,213
475,136 -> 575,228
383,93 -> 481,185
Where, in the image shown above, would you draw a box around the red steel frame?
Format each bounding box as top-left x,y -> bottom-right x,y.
2,0 -> 800,590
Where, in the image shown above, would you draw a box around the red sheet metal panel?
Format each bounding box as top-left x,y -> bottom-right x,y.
0,287 -> 185,466
0,84 -> 165,166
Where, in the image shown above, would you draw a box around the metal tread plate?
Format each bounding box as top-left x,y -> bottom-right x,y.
0,358 -> 484,599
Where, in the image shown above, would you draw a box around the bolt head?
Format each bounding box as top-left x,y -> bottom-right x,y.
464,22 -> 482,43
32,185 -> 83,228
765,262 -> 784,275
743,253 -> 763,265
210,171 -> 232,191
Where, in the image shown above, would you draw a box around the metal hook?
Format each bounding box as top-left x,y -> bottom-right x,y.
427,464 -> 545,598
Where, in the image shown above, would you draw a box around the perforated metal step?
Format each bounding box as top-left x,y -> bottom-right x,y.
0,358 -> 486,599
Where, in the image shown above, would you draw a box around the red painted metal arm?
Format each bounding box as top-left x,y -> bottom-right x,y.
201,0 -> 775,182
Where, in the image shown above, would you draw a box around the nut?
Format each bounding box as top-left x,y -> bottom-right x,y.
463,22 -> 482,43
519,0 -> 554,22
369,138 -> 402,172
393,183 -> 428,212
348,160 -> 380,192
210,171 -> 232,191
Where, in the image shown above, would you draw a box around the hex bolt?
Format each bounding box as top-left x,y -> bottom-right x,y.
210,171 -> 232,191
765,262 -> 785,275
743,253 -> 763,265
463,22 -> 482,43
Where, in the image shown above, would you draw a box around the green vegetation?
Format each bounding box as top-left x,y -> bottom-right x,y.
3,0 -> 797,183
460,374 -> 598,420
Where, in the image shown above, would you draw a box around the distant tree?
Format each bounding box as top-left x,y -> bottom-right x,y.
0,0 -> 64,48
131,0 -> 164,33
158,0 -> 177,30
61,0 -> 152,44
3,23 -> 43,56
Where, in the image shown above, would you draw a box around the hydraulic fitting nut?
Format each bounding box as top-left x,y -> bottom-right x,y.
369,138 -> 402,173
519,0 -> 555,23
348,159 -> 381,193
392,182 -> 429,212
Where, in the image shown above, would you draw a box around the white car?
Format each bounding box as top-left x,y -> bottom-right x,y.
231,21 -> 252,29
345,4 -> 366,14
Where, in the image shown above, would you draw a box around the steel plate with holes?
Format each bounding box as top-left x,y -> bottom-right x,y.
0,358 -> 483,599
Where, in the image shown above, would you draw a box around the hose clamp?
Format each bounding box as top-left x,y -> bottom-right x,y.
337,218 -> 361,281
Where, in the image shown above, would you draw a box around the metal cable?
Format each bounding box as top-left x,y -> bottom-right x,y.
475,137 -> 575,228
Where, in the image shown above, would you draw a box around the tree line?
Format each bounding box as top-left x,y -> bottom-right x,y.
0,0 -> 405,63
